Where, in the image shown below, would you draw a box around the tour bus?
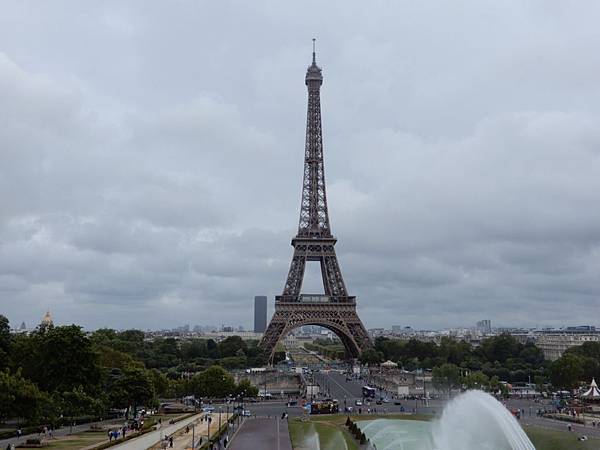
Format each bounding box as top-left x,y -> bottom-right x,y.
362,386 -> 376,398
310,400 -> 339,415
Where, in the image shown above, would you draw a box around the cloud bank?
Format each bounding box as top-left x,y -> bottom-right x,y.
0,1 -> 599,330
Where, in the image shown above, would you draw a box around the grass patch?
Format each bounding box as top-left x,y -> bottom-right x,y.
524,426 -> 600,450
46,431 -> 107,449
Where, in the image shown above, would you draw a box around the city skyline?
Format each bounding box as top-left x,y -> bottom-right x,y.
1,2 -> 600,331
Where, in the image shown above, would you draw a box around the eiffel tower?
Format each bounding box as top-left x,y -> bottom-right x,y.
260,43 -> 372,363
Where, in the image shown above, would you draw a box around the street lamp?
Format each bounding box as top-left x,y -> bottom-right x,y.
207,416 -> 212,446
191,423 -> 195,450
218,407 -> 222,443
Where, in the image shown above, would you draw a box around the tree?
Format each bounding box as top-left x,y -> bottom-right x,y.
60,386 -> 105,419
12,325 -> 102,394
359,349 -> 384,366
111,367 -> 155,417
0,315 -> 11,369
148,369 -> 170,397
236,379 -> 259,398
219,336 -> 247,358
190,365 -> 236,398
462,371 -> 489,390
432,363 -> 461,395
478,334 -> 523,364
550,353 -> 585,389
0,369 -> 53,423
96,345 -> 143,370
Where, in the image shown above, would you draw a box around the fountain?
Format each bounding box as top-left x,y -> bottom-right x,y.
301,422 -> 349,450
432,390 -> 535,450
357,390 -> 536,450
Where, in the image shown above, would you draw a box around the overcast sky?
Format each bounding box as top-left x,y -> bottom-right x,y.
1,1 -> 599,331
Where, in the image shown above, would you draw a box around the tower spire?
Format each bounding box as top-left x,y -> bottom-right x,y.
312,38 -> 316,64
301,41 -> 327,236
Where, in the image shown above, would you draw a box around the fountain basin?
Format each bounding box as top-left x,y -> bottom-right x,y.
356,391 -> 536,450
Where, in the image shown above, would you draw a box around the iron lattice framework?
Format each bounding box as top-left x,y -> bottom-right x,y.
260,47 -> 371,363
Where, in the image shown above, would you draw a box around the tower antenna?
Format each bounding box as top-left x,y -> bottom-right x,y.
312,38 -> 316,63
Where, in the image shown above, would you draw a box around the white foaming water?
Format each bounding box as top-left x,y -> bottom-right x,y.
358,390 -> 536,450
301,422 -> 348,450
433,390 -> 536,450
302,423 -> 321,450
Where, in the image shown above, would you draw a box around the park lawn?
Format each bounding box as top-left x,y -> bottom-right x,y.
524,426 -> 600,450
289,420 -> 358,450
45,431 -> 108,449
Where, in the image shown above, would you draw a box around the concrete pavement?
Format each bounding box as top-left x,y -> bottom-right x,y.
110,414 -> 203,450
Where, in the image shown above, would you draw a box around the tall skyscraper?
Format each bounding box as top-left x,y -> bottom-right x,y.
476,320 -> 492,334
254,296 -> 267,333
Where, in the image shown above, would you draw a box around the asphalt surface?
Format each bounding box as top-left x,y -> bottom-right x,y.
310,370 -> 443,414
227,418 -> 292,450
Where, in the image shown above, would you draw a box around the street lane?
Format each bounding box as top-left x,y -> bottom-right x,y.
227,418 -> 292,450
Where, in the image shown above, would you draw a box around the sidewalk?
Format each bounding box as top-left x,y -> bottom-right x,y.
149,413 -> 233,450
110,413 -> 218,450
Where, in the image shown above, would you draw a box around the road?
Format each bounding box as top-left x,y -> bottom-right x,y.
310,370 -> 444,414
227,418 -> 292,450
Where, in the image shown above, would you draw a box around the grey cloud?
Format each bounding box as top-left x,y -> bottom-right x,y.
0,1 -> 599,331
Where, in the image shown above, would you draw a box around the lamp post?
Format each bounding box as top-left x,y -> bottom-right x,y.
191,423 -> 195,450
207,416 -> 212,445
226,405 -> 230,439
218,407 -> 222,442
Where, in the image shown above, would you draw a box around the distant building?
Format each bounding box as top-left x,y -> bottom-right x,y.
368,328 -> 385,337
476,320 -> 492,334
19,321 -> 26,330
254,296 -> 267,333
537,328 -> 600,361
392,325 -> 402,333
41,310 -> 53,327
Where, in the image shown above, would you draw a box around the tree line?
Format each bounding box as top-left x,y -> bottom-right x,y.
357,334 -> 600,391
0,316 -> 259,426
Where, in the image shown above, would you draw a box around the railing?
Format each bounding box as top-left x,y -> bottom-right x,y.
276,295 -> 356,304
300,294 -> 330,303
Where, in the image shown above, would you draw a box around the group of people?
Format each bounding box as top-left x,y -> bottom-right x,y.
161,435 -> 174,448
107,425 -> 129,442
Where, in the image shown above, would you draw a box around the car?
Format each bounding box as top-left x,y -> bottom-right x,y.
394,401 -> 402,406
355,400 -> 363,406
242,410 -> 252,417
376,400 -> 383,405
202,406 -> 215,413
383,398 -> 390,403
